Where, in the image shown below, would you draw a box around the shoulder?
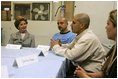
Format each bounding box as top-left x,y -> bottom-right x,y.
29,34 -> 34,38
68,31 -> 76,36
84,30 -> 98,40
54,32 -> 60,35
53,32 -> 60,37
78,30 -> 99,43
27,32 -> 35,38
10,31 -> 19,36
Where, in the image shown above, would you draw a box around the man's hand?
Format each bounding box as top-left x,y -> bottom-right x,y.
50,39 -> 62,48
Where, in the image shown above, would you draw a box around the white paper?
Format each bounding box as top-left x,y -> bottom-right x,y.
37,45 -> 50,56
1,65 -> 9,78
6,44 -> 22,49
15,54 -> 38,68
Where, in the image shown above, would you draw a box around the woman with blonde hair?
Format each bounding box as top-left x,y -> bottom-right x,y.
74,9 -> 117,78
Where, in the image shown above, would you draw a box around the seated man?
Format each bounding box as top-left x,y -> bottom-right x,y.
50,13 -> 107,77
52,17 -> 76,44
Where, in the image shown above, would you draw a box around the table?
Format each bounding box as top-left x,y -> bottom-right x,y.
1,46 -> 66,78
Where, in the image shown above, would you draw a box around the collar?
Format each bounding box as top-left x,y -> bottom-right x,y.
76,29 -> 90,40
60,31 -> 70,34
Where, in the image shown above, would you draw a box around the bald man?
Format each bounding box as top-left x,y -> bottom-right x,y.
51,13 -> 107,77
52,17 -> 76,44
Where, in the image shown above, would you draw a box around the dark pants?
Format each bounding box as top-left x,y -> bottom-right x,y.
65,59 -> 77,78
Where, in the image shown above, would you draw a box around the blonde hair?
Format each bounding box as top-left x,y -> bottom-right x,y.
109,9 -> 117,27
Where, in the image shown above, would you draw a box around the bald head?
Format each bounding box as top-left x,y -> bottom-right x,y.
57,17 -> 69,33
57,17 -> 68,24
75,13 -> 90,28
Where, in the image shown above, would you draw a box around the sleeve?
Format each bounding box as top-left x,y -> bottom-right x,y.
108,59 -> 117,78
8,34 -> 14,44
52,33 -> 58,40
62,39 -> 75,48
52,37 -> 94,62
68,33 -> 76,43
31,35 -> 35,47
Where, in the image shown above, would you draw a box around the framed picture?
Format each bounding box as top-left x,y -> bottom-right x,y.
32,3 -> 50,21
14,3 -> 30,20
1,1 -> 11,21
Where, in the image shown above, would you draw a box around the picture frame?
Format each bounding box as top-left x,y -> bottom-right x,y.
1,1 -> 11,21
32,3 -> 50,21
14,3 -> 30,20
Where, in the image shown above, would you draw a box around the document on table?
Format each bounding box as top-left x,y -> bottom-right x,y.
37,45 -> 50,56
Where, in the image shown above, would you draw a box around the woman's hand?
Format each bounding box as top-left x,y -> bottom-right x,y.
74,66 -> 90,78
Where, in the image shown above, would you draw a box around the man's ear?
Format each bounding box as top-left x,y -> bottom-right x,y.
80,23 -> 86,29
80,23 -> 84,29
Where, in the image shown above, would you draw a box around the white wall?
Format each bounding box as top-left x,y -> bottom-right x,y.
1,1 -> 117,50
74,1 -> 116,49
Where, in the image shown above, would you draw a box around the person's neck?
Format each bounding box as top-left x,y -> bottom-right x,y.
60,30 -> 70,34
19,30 -> 27,33
77,29 -> 85,35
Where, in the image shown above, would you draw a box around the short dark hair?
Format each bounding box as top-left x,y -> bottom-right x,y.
14,16 -> 28,30
76,13 -> 90,29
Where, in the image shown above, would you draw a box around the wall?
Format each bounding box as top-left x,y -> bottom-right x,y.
1,21 -> 58,46
1,1 -> 117,50
74,1 -> 116,50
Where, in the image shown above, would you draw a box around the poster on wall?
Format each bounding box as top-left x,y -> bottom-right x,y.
32,3 -> 50,21
1,1 -> 11,21
14,4 -> 30,20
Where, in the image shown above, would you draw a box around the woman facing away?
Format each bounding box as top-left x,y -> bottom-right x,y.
74,9 -> 117,78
